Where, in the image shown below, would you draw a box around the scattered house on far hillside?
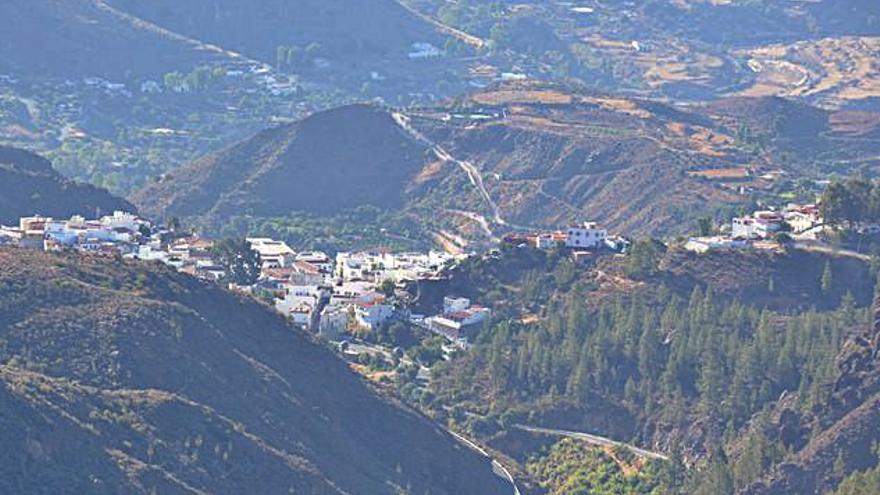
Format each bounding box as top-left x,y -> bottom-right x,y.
292,260 -> 326,285
535,233 -> 557,249
296,251 -> 333,273
408,42 -> 442,59
140,80 -> 162,94
443,297 -> 472,314
336,250 -> 459,284
319,304 -> 349,340
570,250 -> 595,264
532,231 -> 568,249
566,222 -> 607,249
500,72 -> 528,81
331,281 -> 375,306
504,222 -> 627,253
784,204 -> 825,239
276,284 -> 326,329
684,236 -> 748,254
0,225 -> 23,245
732,211 -> 784,240
285,301 -> 315,328
168,236 -> 215,261
424,297 -> 491,344
262,266 -> 297,284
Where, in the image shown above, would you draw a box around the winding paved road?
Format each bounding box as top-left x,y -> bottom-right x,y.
392,112 -> 507,228
447,430 -> 522,495
513,424 -> 669,461
793,241 -> 872,262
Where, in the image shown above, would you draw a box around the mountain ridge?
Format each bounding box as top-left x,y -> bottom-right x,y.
132,82 -> 880,248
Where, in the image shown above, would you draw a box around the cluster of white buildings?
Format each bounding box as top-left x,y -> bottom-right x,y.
244,240 -> 471,342
1,211 -> 150,255
335,250 -> 461,284
0,210 -> 489,346
0,211 -> 231,281
504,221 -> 628,253
243,238 -> 336,335
685,204 -> 824,254
137,235 -> 227,281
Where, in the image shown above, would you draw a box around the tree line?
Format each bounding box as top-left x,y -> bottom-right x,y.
433,280 -> 867,492
820,175 -> 880,228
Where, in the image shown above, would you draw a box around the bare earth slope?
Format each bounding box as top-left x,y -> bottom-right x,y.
0,248 -> 510,495
132,82 -> 880,246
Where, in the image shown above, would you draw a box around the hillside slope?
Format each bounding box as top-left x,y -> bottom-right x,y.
133,81 -> 880,248
740,299 -> 880,494
0,146 -> 134,224
105,0 -> 446,66
132,104 -> 432,223
0,0 -> 235,78
0,248 -> 510,494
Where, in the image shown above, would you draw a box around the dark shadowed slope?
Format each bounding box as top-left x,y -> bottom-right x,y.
0,0 -> 235,78
0,248 -> 510,495
104,0 -> 446,68
132,104 -> 431,222
0,146 -> 134,224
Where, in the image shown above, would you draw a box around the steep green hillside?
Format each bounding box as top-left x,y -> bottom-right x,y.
407,244 -> 879,493
0,146 -> 134,224
0,248 -> 510,494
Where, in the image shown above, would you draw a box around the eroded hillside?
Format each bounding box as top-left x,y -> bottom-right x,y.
0,248 -> 510,495
132,81 -> 880,250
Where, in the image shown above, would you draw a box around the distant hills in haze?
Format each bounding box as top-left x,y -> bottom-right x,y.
0,0 -> 233,78
104,0 -> 447,67
0,0 -> 453,83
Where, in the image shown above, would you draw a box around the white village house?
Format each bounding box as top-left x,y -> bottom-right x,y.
732,211 -> 785,239
353,292 -> 395,331
247,238 -> 296,268
565,222 -> 607,249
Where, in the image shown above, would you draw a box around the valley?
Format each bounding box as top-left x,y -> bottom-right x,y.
2,1 -> 880,494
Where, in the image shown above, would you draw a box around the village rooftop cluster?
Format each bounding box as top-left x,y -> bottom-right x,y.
684,203 -> 826,254
0,210 -> 501,348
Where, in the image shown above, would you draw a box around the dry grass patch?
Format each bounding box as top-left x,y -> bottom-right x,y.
472,90 -> 574,106
688,167 -> 750,180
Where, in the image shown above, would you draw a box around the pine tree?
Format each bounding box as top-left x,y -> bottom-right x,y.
822,261 -> 833,296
